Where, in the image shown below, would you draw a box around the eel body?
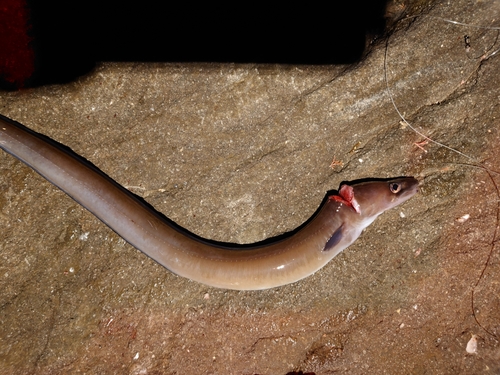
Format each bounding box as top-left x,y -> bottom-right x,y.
0,114 -> 418,290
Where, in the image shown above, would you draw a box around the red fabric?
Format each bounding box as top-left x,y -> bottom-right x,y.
0,0 -> 34,87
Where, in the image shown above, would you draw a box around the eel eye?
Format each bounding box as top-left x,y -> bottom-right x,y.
390,182 -> 402,193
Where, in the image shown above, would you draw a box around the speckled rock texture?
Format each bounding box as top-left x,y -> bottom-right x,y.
1,1 -> 500,374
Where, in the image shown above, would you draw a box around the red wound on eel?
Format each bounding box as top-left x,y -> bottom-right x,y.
330,184 -> 361,213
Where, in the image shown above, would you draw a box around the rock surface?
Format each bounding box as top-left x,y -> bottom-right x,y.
1,0 -> 500,373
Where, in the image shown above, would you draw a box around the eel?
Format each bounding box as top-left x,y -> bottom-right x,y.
0,114 -> 418,290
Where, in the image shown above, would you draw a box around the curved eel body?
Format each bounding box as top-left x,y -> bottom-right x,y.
0,114 -> 418,290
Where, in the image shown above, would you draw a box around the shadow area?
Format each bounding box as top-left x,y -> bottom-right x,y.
1,0 -> 390,88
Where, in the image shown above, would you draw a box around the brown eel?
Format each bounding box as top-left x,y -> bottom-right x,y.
0,114 -> 418,290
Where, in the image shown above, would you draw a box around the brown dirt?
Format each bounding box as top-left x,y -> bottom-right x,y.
1,0 -> 500,374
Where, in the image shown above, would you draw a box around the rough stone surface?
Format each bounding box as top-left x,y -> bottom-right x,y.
1,1 -> 500,374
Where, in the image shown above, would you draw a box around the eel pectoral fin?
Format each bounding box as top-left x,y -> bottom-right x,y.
322,224 -> 344,252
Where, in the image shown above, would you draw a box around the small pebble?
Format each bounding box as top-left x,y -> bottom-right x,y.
466,334 -> 478,354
